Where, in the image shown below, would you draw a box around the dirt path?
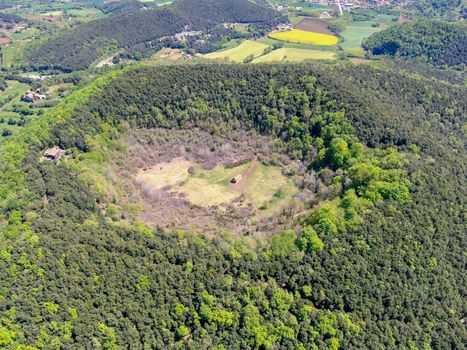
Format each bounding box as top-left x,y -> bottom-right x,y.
229,158 -> 258,193
95,55 -> 114,68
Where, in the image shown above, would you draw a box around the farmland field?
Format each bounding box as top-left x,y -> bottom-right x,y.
252,48 -> 335,62
259,37 -> 337,52
269,29 -> 338,45
288,2 -> 333,12
294,18 -> 334,35
9,28 -> 40,41
0,81 -> 34,141
203,40 -> 269,62
340,25 -> 381,56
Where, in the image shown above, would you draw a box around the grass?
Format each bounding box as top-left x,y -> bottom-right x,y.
1,42 -> 31,68
67,8 -> 102,16
136,159 -> 297,210
287,2 -> 332,11
252,48 -> 335,62
289,15 -> 303,25
203,40 -> 269,62
340,25 -> 381,55
268,29 -> 338,46
9,28 -> 40,41
0,81 -> 29,108
259,37 -> 338,52
0,81 -> 31,141
42,11 -> 63,16
247,163 -> 297,212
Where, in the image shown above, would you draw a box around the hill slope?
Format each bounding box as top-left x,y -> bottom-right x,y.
26,0 -> 284,71
362,20 -> 467,67
0,63 -> 465,348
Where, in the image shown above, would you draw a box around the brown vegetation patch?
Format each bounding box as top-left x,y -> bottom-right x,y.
294,18 -> 334,35
106,128 -> 327,237
351,58 -> 371,64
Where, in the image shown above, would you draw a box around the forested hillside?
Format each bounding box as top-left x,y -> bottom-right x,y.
0,63 -> 465,348
391,0 -> 465,19
26,0 -> 284,71
362,20 -> 467,67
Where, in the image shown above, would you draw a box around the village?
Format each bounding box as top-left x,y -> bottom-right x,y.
275,0 -> 391,14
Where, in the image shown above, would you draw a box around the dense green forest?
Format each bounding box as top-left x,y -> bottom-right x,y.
26,0 -> 285,71
98,0 -> 146,14
391,0 -> 465,19
0,63 -> 465,348
0,12 -> 22,23
362,19 -> 467,68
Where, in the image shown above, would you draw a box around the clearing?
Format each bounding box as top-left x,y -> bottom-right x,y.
100,128 -> 304,235
203,40 -> 269,62
252,48 -> 335,62
268,29 -> 338,46
136,158 -> 295,210
340,25 -> 381,56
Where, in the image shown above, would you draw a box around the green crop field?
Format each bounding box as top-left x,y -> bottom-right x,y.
340,25 -> 381,56
252,48 -> 335,62
203,40 -> 269,62
9,28 -> 40,41
259,37 -> 338,52
2,41 -> 33,69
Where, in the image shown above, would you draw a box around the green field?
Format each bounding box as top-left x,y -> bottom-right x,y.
0,81 -> 32,140
340,25 -> 381,56
253,48 -> 335,62
204,40 -> 269,62
259,37 -> 338,52
136,159 -> 297,210
9,28 -> 40,41
67,8 -> 106,22
68,8 -> 102,16
269,29 -> 338,46
288,2 -> 333,11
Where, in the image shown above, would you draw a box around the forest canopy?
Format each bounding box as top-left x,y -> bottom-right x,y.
26,0 -> 285,71
362,19 -> 467,68
0,63 -> 465,349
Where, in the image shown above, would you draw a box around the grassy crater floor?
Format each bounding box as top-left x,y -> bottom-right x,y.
88,128 -> 305,236
136,158 -> 297,210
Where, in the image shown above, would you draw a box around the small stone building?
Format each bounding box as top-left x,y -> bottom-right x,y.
44,146 -> 64,160
22,90 -> 46,103
231,174 -> 242,184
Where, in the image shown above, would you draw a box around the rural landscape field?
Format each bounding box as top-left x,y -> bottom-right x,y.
0,0 -> 465,348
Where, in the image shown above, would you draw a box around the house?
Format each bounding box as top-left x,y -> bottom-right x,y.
0,37 -> 12,44
43,146 -> 64,160
231,174 -> 242,184
22,90 -> 46,103
174,30 -> 202,41
275,23 -> 292,32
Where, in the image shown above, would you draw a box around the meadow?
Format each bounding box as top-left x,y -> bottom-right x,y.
0,81 -> 33,140
136,158 -> 297,211
252,47 -> 335,62
338,15 -> 397,56
340,24 -> 382,56
268,29 -> 338,45
203,40 -> 269,62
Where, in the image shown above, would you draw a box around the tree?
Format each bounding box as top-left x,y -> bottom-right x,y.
297,226 -> 324,253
